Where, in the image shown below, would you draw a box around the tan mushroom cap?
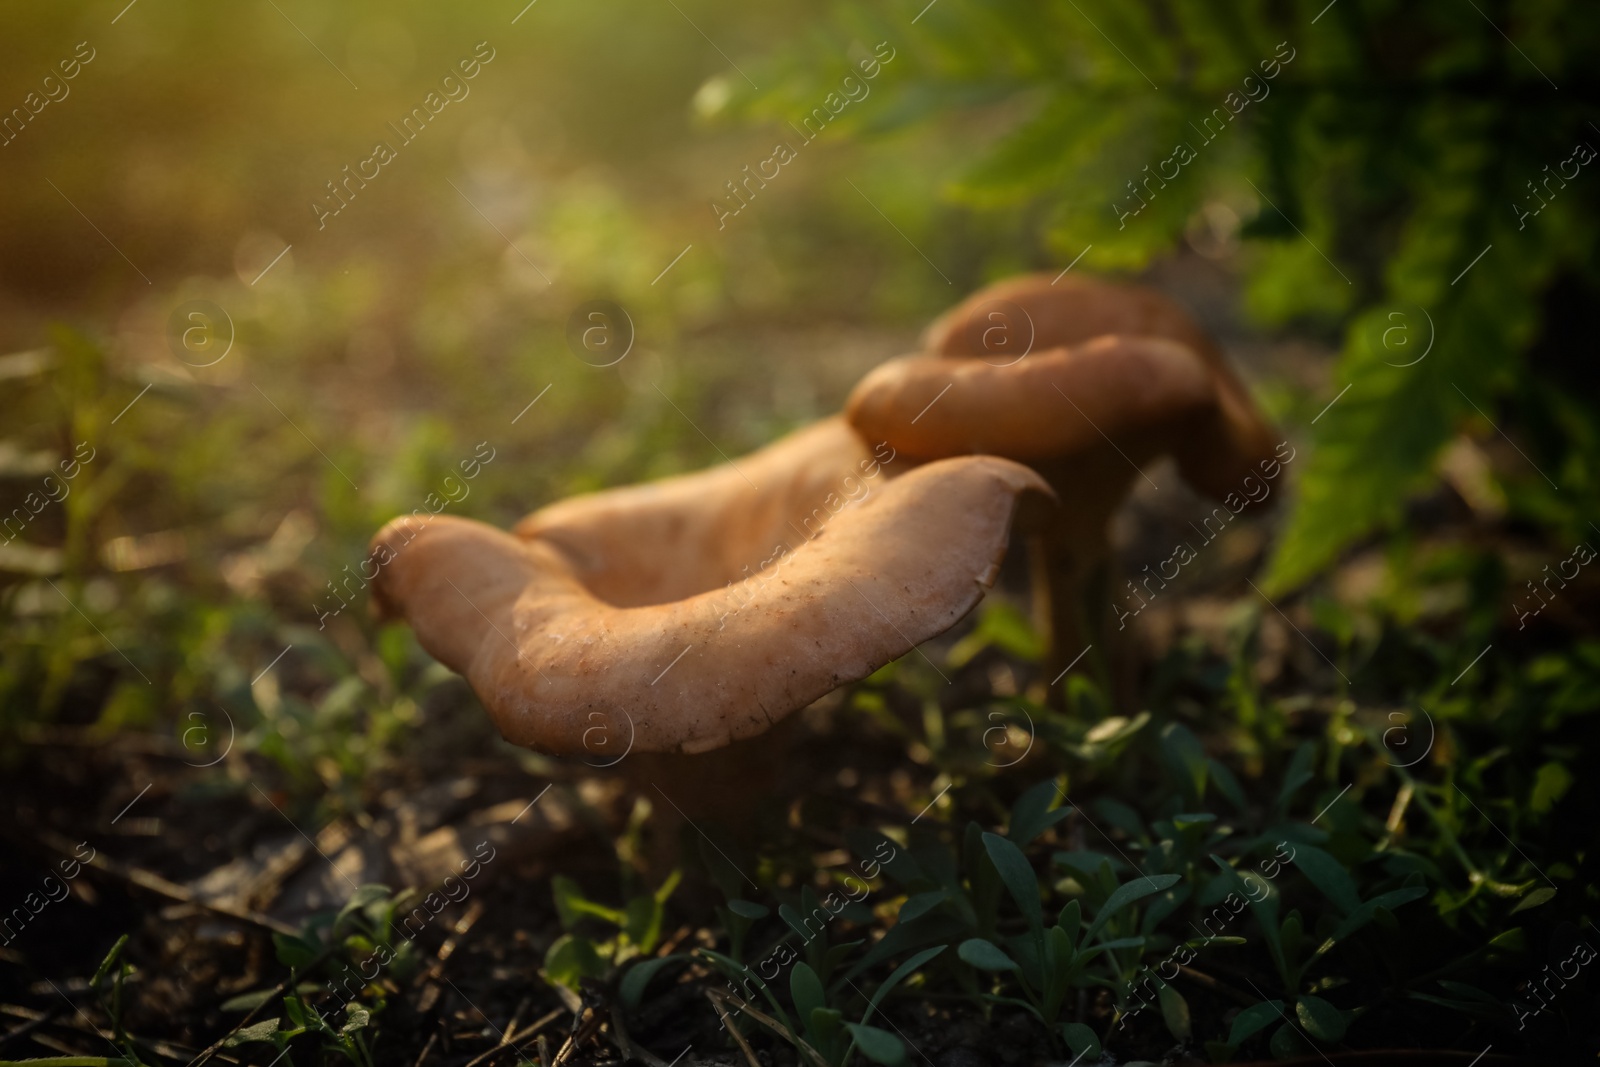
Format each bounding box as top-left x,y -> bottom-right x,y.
514,416 -> 901,607
913,272 -> 1277,496
846,336 -> 1216,463
371,456 -> 1052,756
925,272 -> 1220,362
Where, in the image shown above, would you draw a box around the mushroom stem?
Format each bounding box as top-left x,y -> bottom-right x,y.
1032,533 -> 1141,712
1026,451 -> 1150,707
1042,543 -> 1097,689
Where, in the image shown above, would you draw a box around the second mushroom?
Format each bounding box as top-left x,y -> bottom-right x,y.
846,272 -> 1280,687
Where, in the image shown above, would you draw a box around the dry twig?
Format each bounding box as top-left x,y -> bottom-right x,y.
705,990 -> 762,1067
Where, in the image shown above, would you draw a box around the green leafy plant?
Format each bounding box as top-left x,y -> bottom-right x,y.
698,835 -> 773,965
699,943 -> 945,1067
690,825 -> 954,1067
1210,847 -> 1428,1058
208,883 -> 434,1067
543,870 -> 682,995
961,831 -> 1179,1060
720,0 -> 1600,593
224,997 -> 375,1067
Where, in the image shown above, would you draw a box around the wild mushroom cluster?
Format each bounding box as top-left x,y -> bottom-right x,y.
370,274 -> 1276,760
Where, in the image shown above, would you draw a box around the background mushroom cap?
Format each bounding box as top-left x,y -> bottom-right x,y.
861,272 -> 1278,500
371,455 -> 1052,756
924,272 -> 1220,363
846,336 -> 1215,462
514,416 -> 903,607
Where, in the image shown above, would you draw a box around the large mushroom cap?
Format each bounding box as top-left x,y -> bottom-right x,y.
514,416 -> 901,606
371,455 -> 1052,756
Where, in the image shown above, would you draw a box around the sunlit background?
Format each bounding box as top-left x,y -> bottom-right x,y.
3,1 -> 1598,1062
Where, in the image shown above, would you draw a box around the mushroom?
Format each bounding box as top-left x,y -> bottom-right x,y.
845,273 -> 1278,688
921,273 -> 1275,499
511,416 -> 901,607
370,452 -> 1051,757
501,415 -> 1052,826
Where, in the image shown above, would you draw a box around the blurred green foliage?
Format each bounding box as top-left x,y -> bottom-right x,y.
718,0 -> 1600,590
